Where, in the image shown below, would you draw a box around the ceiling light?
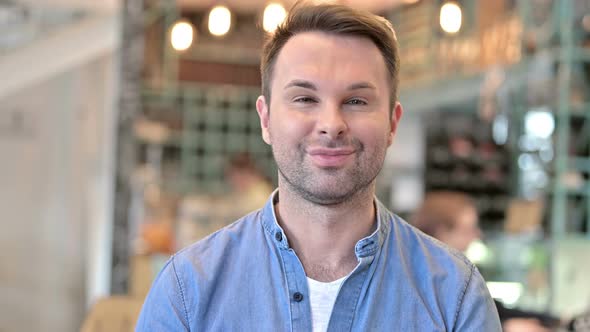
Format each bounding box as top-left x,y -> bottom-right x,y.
208,5 -> 231,37
170,20 -> 194,51
440,2 -> 462,34
525,108 -> 555,139
263,3 -> 287,33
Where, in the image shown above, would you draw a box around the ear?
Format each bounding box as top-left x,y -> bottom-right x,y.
256,95 -> 271,145
387,102 -> 403,146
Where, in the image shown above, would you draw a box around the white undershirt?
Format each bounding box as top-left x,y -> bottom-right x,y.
307,276 -> 347,332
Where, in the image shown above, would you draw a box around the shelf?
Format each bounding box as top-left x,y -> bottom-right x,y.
572,157 -> 590,173
555,104 -> 590,120
424,111 -> 513,227
555,47 -> 590,63
570,103 -> 590,119
136,129 -> 183,147
551,182 -> 590,197
135,85 -> 276,195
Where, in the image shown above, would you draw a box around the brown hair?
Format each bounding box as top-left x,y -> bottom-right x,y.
411,191 -> 476,237
260,1 -> 400,109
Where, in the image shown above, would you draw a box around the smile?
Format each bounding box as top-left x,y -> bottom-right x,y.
307,148 -> 355,167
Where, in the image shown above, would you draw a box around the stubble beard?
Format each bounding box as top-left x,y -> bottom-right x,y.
273,139 -> 385,206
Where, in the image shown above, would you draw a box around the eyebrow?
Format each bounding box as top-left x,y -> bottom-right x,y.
284,80 -> 376,91
284,80 -> 317,91
347,82 -> 376,91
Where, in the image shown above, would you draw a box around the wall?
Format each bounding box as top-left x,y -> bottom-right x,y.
378,112 -> 425,213
0,52 -> 117,332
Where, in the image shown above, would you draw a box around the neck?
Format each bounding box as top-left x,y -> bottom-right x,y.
274,180 -> 377,282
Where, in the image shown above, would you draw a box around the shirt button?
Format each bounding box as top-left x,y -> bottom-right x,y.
293,292 -> 304,302
275,232 -> 282,241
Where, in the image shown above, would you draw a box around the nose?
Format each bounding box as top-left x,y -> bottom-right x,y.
316,103 -> 348,139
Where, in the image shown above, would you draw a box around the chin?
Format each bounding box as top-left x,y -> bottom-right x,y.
300,188 -> 357,206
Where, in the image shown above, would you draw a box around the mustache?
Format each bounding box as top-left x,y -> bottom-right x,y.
302,137 -> 363,150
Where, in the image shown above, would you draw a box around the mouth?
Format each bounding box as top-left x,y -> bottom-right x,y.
307,147 -> 355,168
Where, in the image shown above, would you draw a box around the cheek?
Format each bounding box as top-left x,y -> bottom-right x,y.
270,113 -> 312,142
351,121 -> 391,147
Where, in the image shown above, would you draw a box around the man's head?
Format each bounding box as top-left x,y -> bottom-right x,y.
411,191 -> 481,252
255,3 -> 403,205
260,2 -> 400,110
225,152 -> 265,192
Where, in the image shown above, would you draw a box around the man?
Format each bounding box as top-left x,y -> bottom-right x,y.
136,3 -> 501,331
412,191 -> 590,332
411,191 -> 482,254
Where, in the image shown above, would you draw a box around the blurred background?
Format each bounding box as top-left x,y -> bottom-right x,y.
0,0 -> 589,331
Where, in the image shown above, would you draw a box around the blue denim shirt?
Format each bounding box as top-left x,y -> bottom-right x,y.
136,194 -> 501,331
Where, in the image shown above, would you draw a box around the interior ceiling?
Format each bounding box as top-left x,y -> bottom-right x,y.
177,0 -> 408,13
0,0 -> 408,50
6,0 -> 412,12
13,0 -> 120,12
7,0 -> 406,14
0,0 -> 119,51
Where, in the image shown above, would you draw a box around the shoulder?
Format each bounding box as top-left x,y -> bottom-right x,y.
388,211 -> 474,274
383,210 -> 480,304
383,212 -> 500,329
141,209 -> 268,312
173,209 -> 266,271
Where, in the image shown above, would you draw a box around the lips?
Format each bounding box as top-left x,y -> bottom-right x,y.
307,147 -> 355,167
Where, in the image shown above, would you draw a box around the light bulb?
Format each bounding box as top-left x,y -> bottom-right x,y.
170,21 -> 194,51
263,3 -> 287,33
440,2 -> 462,34
525,108 -> 555,139
209,5 -> 232,37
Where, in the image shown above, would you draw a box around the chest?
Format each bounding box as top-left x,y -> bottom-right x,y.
188,271 -> 451,332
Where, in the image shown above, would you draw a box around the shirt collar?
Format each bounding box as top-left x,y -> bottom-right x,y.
260,189 -> 390,259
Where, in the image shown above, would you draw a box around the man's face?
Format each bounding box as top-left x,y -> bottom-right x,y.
257,31 -> 402,205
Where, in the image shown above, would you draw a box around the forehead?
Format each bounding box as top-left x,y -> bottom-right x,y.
272,31 -> 388,89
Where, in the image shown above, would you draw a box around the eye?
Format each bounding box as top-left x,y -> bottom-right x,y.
345,98 -> 367,105
293,96 -> 317,103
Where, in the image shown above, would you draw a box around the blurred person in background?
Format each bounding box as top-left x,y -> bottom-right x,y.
411,191 -> 482,253
225,152 -> 274,216
136,3 -> 501,330
411,191 -> 590,332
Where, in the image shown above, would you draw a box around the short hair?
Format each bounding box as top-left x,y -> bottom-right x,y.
226,152 -> 259,173
260,2 -> 400,108
411,191 -> 477,238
